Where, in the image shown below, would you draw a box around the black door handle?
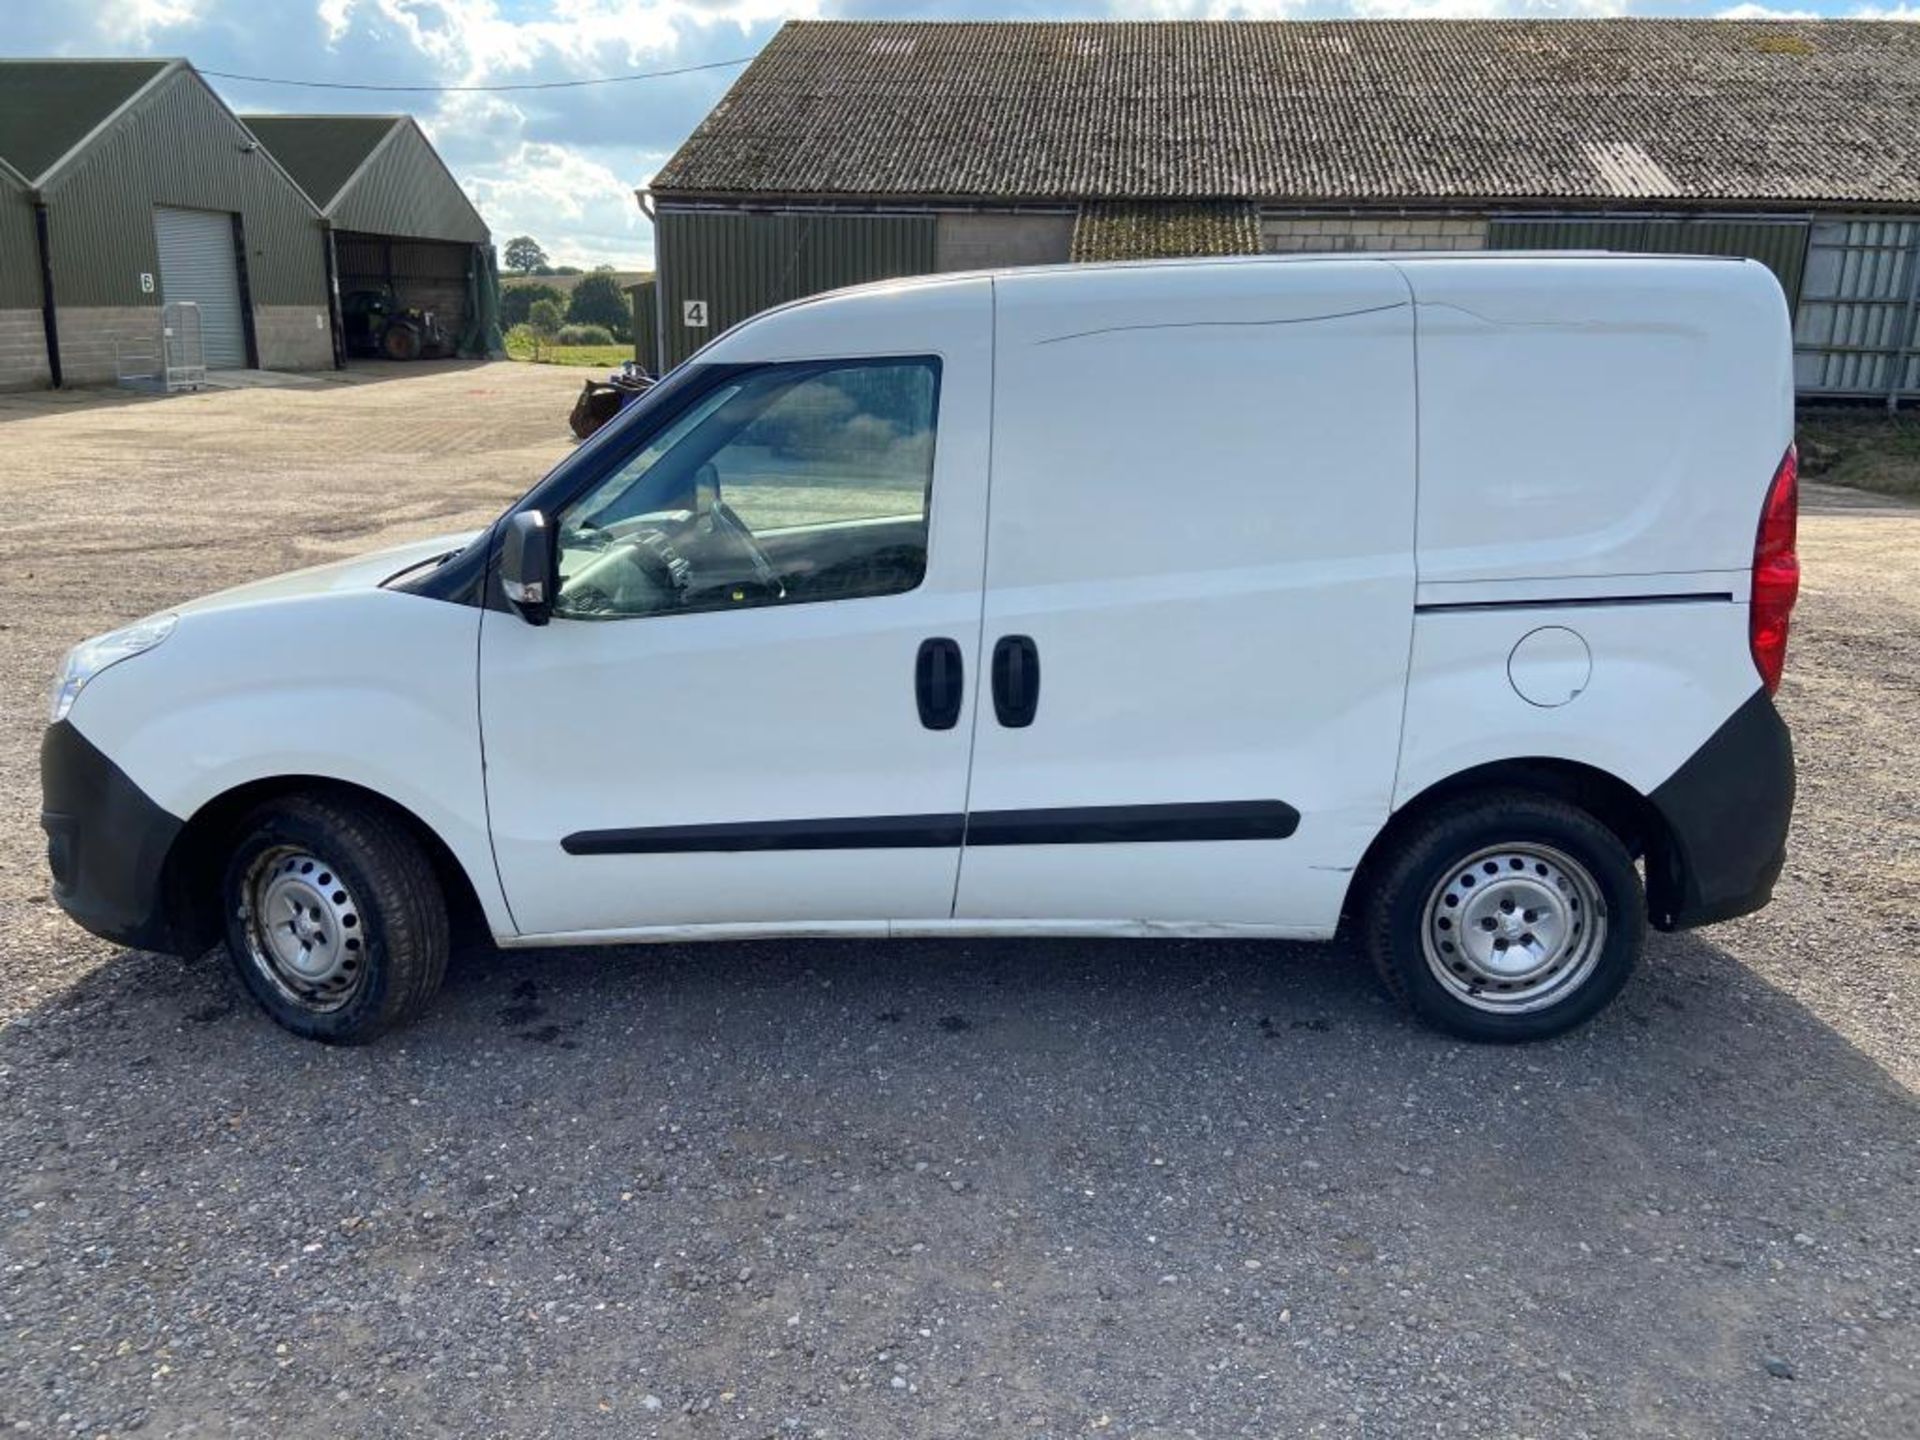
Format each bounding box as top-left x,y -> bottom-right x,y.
915,637 -> 963,730
991,635 -> 1040,728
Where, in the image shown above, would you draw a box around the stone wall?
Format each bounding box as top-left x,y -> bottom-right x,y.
1261,214 -> 1489,254
253,305 -> 334,372
0,309 -> 50,391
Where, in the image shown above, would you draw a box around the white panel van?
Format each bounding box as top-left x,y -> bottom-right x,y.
41,255 -> 1799,1044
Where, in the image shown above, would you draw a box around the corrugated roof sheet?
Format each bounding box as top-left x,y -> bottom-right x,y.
652,20 -> 1920,207
1071,201 -> 1262,261
0,59 -> 169,184
241,114 -> 400,209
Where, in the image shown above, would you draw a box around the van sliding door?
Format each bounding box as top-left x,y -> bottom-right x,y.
954,262 -> 1418,933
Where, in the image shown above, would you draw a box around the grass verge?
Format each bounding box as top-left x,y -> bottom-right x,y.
504,339 -> 634,369
1798,409 -> 1920,500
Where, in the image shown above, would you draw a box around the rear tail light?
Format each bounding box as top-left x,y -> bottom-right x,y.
1750,443 -> 1799,695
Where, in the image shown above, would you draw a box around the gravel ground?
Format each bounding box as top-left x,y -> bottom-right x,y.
1,364 -> 1915,1439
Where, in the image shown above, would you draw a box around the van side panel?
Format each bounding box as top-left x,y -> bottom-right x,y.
955,260 -> 1418,932
1405,257 -> 1794,589
1390,257 -> 1795,912
1393,598 -> 1764,805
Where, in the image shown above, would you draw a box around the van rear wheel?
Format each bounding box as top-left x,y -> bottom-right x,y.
1362,791 -> 1644,1042
221,793 -> 448,1044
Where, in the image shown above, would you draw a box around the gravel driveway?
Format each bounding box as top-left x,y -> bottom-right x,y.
1,364 -> 1915,1438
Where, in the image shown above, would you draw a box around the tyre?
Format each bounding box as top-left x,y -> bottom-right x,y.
381,323 -> 422,361
1361,790 -> 1644,1042
221,793 -> 449,1043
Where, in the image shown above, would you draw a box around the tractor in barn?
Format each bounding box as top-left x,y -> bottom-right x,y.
341,286 -> 453,362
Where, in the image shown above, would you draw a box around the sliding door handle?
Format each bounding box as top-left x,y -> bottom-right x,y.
915,637 -> 964,730
991,634 -> 1040,728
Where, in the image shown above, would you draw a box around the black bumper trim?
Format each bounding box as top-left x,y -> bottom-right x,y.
1647,688 -> 1795,931
40,720 -> 185,952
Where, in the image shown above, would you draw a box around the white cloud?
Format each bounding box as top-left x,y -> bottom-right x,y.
1347,0 -> 1630,13
462,139 -> 661,268
88,0 -> 209,45
321,0 -> 816,77
1717,3 -> 1820,14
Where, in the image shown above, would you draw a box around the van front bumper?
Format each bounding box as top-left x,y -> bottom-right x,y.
1646,688 -> 1795,931
40,720 -> 185,953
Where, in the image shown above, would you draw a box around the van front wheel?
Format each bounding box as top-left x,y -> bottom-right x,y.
1362,792 -> 1644,1042
221,793 -> 449,1044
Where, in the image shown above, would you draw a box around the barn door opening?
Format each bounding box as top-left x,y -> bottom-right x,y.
153,205 -> 249,369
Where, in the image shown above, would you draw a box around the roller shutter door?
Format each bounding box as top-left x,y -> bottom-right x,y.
153,206 -> 248,368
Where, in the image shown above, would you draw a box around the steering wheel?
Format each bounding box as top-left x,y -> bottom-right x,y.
559,525 -> 690,617
708,498 -> 784,598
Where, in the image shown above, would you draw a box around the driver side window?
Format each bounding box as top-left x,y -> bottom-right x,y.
553,359 -> 940,621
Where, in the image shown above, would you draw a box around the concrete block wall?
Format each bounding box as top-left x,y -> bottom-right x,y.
936,212 -> 1076,271
50,305 -> 169,387
0,309 -> 51,390
254,305 -> 333,372
1262,214 -> 1489,254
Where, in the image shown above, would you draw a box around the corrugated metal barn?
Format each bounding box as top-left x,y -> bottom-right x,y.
0,58 -> 332,387
646,19 -> 1920,403
243,114 -> 500,364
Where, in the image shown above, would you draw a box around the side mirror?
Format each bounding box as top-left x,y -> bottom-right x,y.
500,510 -> 553,626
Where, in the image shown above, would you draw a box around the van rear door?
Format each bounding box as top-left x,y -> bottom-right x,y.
953,261 -> 1417,933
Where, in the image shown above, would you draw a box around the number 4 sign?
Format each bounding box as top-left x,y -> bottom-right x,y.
682,299 -> 709,328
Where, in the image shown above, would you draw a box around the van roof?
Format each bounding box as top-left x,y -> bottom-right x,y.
785,248 -> 1755,310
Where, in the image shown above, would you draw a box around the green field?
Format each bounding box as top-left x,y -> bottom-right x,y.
503,336 -> 632,369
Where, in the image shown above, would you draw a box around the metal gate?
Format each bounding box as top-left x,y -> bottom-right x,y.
1487,215 -> 1810,309
152,206 -> 247,369
1792,219 -> 1920,405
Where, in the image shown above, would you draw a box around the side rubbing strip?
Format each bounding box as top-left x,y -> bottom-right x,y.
561,801 -> 1301,855
562,814 -> 965,855
1415,591 -> 1734,616
966,800 -> 1299,846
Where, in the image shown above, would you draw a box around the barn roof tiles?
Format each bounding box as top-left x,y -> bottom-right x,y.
651,20 -> 1920,208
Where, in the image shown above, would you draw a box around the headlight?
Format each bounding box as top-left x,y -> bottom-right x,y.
48,614 -> 177,724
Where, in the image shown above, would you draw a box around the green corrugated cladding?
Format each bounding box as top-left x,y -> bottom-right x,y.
38,67 -> 325,308
329,121 -> 489,245
1486,215 -> 1810,308
628,279 -> 659,372
653,209 -> 937,370
0,166 -> 40,309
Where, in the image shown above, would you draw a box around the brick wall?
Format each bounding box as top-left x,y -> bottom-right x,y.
254,305 -> 333,372
0,309 -> 50,390
1262,214 -> 1489,254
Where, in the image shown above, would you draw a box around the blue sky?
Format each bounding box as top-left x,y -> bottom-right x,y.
8,1 -> 1912,268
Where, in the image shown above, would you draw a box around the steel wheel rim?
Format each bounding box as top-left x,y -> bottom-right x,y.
1420,842 -> 1608,1015
239,846 -> 367,1013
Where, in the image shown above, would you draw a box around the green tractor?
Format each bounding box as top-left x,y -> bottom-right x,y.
341,286 -> 452,362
